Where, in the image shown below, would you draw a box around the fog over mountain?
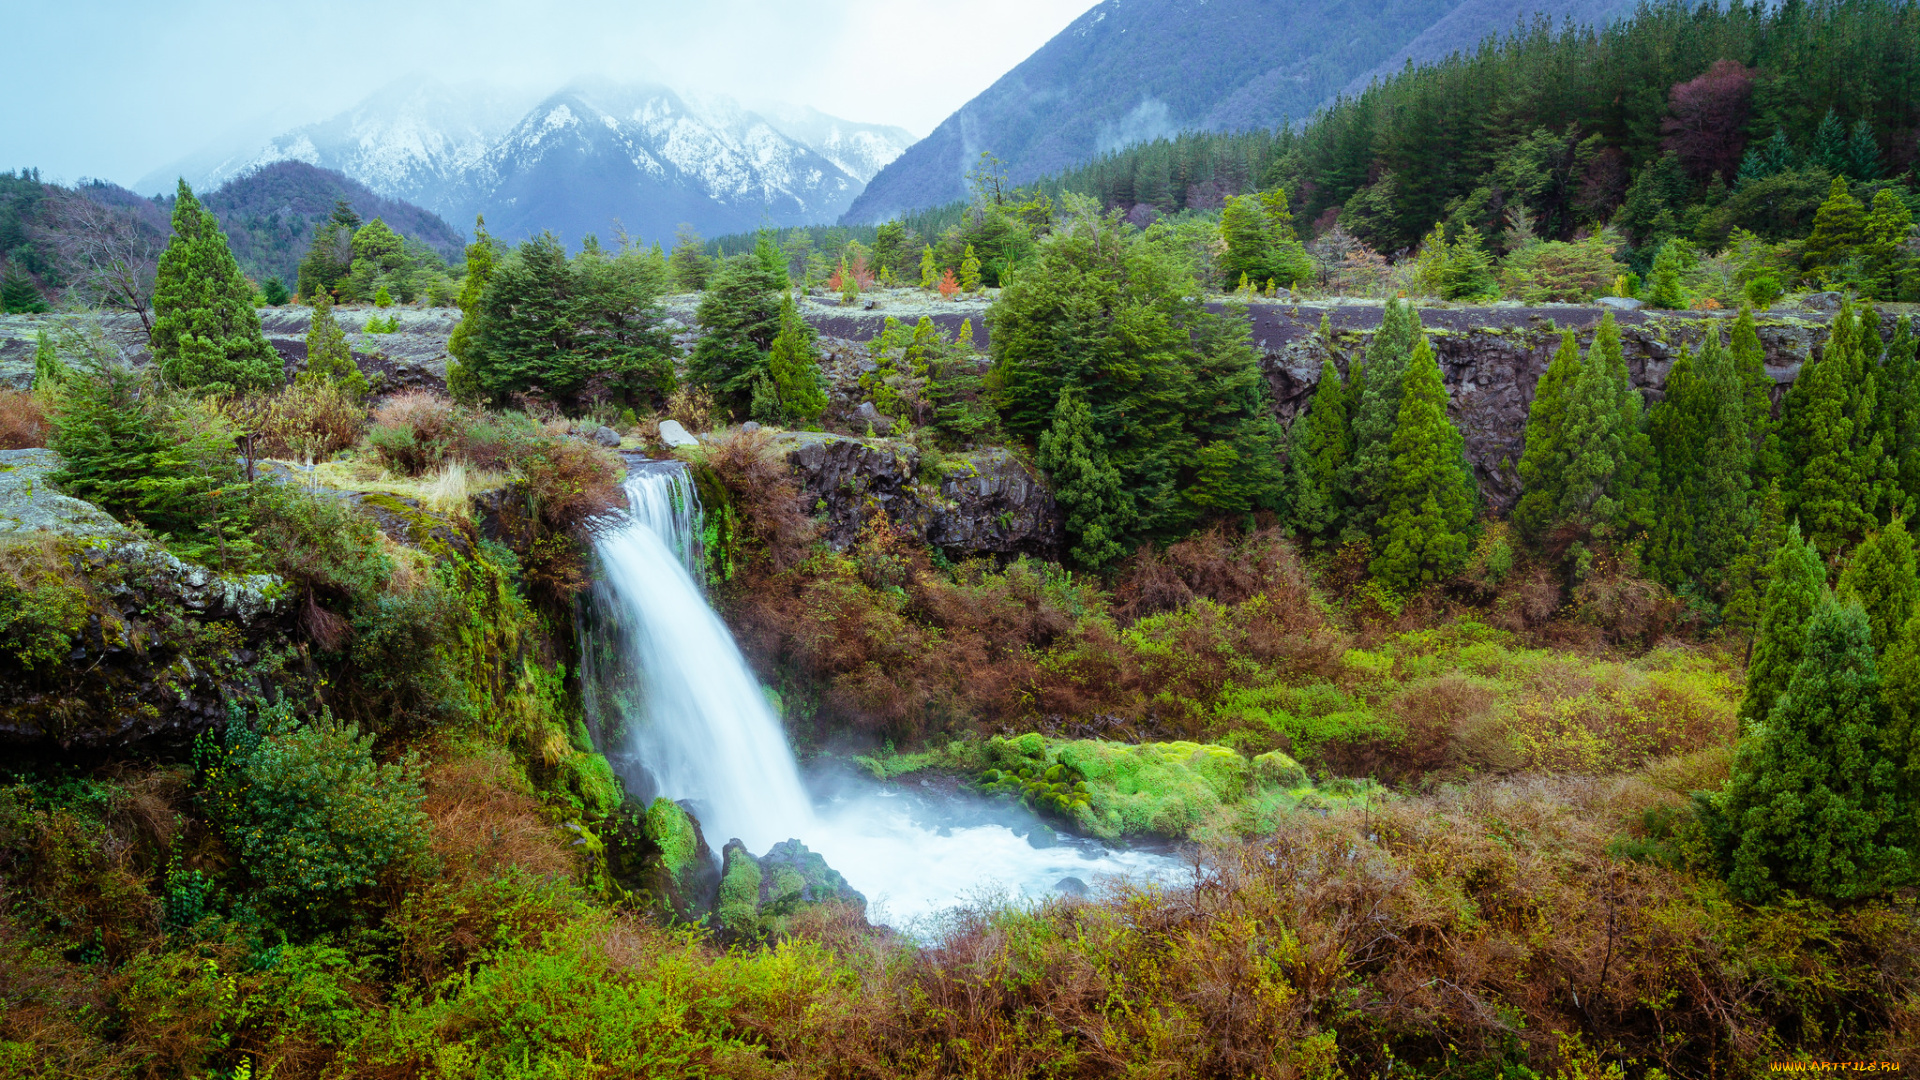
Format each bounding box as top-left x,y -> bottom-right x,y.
143,77 -> 917,244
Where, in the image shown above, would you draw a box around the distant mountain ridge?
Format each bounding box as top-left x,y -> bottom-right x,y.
142,78 -> 916,245
196,161 -> 465,286
842,0 -> 1639,223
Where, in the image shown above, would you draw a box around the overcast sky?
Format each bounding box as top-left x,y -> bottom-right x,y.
11,0 -> 1099,189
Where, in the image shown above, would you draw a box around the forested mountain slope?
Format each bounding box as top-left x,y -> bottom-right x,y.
842,0 -> 1639,222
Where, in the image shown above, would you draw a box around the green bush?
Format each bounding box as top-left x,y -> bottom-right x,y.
200,698 -> 429,922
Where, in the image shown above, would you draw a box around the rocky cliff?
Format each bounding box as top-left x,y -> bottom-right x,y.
1247,299 -> 1862,511
775,433 -> 1062,559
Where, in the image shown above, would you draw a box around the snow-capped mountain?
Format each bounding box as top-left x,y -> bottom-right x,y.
143,77 -> 916,244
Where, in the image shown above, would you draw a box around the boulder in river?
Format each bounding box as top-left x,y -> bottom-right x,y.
715,837 -> 867,939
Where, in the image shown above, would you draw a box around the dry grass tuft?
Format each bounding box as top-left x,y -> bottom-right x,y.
0,388 -> 49,448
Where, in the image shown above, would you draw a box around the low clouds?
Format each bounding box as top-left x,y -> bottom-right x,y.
13,0 -> 1097,186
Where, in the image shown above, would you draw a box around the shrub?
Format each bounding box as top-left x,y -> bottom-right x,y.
366,391 -> 463,476
265,380 -> 367,460
1497,233 -> 1625,301
0,536 -> 96,670
0,388 -> 48,448
200,698 -> 429,922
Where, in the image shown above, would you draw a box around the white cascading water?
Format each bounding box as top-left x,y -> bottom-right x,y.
582,462 -> 814,854
584,460 -> 1175,926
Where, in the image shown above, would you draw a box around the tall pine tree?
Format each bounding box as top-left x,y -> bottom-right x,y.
1784,300 -> 1894,556
1706,596 -> 1915,902
150,180 -> 280,395
762,294 -> 826,423
297,290 -> 367,398
1341,297 -> 1422,545
1369,336 -> 1477,592
1739,521 -> 1827,729
1038,389 -> 1132,570
1551,313 -> 1653,559
1514,328 -> 1581,544
1836,515 -> 1920,660
1647,329 -> 1753,593
1288,354 -> 1350,545
1725,480 -> 1786,632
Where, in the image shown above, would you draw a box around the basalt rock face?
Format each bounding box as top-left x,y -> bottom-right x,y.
0,451 -> 291,753
777,433 -> 1063,559
1248,302 -> 1845,512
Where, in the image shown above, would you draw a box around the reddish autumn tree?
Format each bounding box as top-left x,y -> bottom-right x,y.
1663,60 -> 1756,181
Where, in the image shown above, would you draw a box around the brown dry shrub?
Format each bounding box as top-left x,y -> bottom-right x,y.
851,777 -> 1919,1077
0,388 -> 49,448
256,381 -> 367,459
387,749 -> 580,989
366,391 -> 463,475
1565,556 -> 1685,649
1113,524 -> 1312,623
703,428 -> 818,571
1386,672 -> 1500,779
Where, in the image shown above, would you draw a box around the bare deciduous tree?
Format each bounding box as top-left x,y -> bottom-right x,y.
35,191 -> 164,338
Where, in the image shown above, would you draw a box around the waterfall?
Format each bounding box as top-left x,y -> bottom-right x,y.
582,461 -> 814,854
584,459 -> 1179,928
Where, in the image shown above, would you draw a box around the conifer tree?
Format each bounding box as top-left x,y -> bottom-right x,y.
754,229 -> 788,286
919,245 -> 937,290
1289,355 -> 1350,545
261,277 -> 290,306
1739,521 -> 1827,729
1837,515 -> 1919,659
31,330 -> 65,393
1876,610 -> 1920,840
1788,301 -> 1894,556
1884,317 -> 1920,504
297,291 -> 367,398
1845,119 -> 1884,181
445,218 -> 499,403
1341,297 -> 1422,544
1725,479 -> 1786,632
1552,313 -> 1652,555
1810,110 -> 1851,176
960,245 -> 982,292
150,180 -> 280,395
1863,190 -> 1918,302
1803,177 -> 1866,282
1370,336 -> 1476,592
689,254 -> 784,409
0,264 -> 47,314
1037,389 -> 1131,569
1706,596 -> 1915,902
1219,189 -> 1313,289
1514,329 -> 1581,543
1643,241 -> 1687,308
668,225 -> 714,292
1648,330 -> 1753,592
1729,307 -> 1773,452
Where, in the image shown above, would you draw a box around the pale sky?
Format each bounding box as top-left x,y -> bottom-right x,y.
8,0 -> 1100,188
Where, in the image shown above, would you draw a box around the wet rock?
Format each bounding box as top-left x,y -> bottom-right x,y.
637,798 -> 722,922
658,419 -> 700,448
715,837 -> 866,939
1598,296 -> 1644,311
1798,291 -> 1844,312
739,421 -> 761,433
1054,876 -> 1089,898
587,425 -> 622,448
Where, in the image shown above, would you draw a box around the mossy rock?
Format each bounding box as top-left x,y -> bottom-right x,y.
1251,750 -> 1310,790
714,837 -> 866,940
626,798 -> 720,923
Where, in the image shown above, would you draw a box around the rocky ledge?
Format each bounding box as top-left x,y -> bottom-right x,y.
0,450 -> 289,752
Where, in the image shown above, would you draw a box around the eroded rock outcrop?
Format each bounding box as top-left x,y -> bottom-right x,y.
778,433 -> 1063,559
0,451 -> 290,752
